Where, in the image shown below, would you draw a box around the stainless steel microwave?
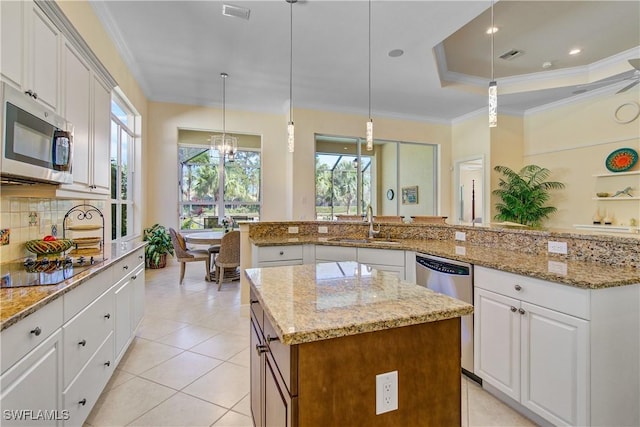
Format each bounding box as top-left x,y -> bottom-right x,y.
1,82 -> 73,185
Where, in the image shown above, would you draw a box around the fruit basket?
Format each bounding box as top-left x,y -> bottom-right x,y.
25,239 -> 74,257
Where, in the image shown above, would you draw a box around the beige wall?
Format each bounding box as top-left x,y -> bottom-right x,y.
524,89 -> 640,229
146,102 -> 287,228
293,109 -> 452,221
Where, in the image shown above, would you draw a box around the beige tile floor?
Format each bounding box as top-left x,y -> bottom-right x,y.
85,262 -> 537,427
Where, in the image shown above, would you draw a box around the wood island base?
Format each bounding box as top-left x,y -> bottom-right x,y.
251,304 -> 462,427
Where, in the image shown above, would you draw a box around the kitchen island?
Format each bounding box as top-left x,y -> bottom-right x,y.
246,261 -> 473,427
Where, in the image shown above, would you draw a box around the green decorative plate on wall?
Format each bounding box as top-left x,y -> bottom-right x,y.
605,148 -> 638,172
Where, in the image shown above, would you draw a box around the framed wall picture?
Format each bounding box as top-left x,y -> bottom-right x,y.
401,186 -> 418,205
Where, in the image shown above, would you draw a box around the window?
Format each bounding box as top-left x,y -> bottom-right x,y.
178,143 -> 261,230
110,94 -> 138,241
315,135 -> 437,220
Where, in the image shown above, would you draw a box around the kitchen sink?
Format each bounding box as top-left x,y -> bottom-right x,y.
328,237 -> 401,245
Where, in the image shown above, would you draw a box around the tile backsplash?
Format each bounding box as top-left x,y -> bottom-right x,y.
0,197 -> 106,262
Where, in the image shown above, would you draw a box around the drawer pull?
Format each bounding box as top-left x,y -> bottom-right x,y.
279,251 -> 284,255
104,313 -> 111,319
30,327 -> 42,336
518,308 -> 526,315
123,265 -> 129,270
78,398 -> 87,406
250,299 -> 259,304
131,275 -> 137,280
78,339 -> 87,347
138,255 -> 144,260
104,361 -> 111,367
255,344 -> 268,355
510,306 -> 517,313
267,335 -> 279,343
514,285 -> 522,291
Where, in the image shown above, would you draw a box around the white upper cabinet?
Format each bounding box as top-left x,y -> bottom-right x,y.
1,1 -> 61,112
91,75 -> 111,193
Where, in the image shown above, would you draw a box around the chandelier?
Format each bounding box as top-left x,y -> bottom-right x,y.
211,72 -> 238,161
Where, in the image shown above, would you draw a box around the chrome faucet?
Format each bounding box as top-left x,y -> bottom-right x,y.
366,205 -> 380,238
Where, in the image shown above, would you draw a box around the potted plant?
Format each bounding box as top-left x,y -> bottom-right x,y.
493,164 -> 565,228
143,224 -> 174,268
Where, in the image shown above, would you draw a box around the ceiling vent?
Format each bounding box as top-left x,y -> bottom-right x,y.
499,49 -> 524,61
222,4 -> 250,20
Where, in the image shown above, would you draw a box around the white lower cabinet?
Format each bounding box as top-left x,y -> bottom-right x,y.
0,247 -> 146,427
475,288 -> 588,426
473,266 -> 640,427
0,330 -> 63,427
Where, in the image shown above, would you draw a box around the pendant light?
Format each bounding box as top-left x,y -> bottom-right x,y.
488,0 -> 497,128
366,0 -> 373,151
212,72 -> 238,161
286,0 -> 297,152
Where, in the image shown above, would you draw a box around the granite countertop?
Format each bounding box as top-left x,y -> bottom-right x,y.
0,241 -> 146,331
250,236 -> 639,289
246,261 -> 474,345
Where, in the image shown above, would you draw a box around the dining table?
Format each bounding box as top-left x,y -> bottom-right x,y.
183,231 -> 239,282
183,231 -> 225,245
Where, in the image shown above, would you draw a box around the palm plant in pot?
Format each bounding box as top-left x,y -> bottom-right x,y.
493,165 -> 565,229
143,224 -> 174,268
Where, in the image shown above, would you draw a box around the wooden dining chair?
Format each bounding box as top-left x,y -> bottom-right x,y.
212,230 -> 241,291
373,215 -> 404,223
168,228 -> 211,284
410,216 -> 448,224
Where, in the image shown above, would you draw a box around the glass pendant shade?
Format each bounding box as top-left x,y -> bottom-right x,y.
287,122 -> 295,153
212,133 -> 238,161
488,81 -> 497,128
366,120 -> 373,151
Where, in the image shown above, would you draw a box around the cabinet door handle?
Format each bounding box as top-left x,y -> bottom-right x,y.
279,251 -> 284,255
514,285 -> 522,291
30,327 -> 42,336
78,339 -> 87,346
518,308 -> 526,315
250,299 -> 259,304
24,90 -> 33,97
104,313 -> 111,319
78,398 -> 87,406
131,275 -> 137,280
255,344 -> 268,355
138,255 -> 144,260
104,361 -> 111,367
510,306 -> 517,312
32,92 -> 38,100
267,335 -> 279,343
123,265 -> 129,270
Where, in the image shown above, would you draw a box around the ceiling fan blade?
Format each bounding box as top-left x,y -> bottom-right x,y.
617,79 -> 640,93
629,58 -> 640,71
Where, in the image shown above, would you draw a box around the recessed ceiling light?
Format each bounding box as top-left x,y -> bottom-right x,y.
569,48 -> 582,55
388,49 -> 404,58
486,26 -> 499,35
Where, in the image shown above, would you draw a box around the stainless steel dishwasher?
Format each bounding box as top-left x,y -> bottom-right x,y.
416,253 -> 477,380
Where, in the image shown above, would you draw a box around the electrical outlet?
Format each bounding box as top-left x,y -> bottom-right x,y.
318,226 -> 328,234
455,245 -> 466,256
288,226 -> 299,234
548,241 -> 567,254
376,371 -> 398,415
455,231 -> 466,241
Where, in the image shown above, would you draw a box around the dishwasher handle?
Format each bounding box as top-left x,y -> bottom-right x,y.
416,256 -> 470,276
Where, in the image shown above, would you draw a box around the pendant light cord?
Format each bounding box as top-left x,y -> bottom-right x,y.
490,0 -> 494,82
222,74 -> 226,136
368,0 -> 371,120
289,0 -> 293,124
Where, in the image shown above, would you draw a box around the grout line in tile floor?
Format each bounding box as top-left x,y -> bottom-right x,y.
85,261 -> 537,427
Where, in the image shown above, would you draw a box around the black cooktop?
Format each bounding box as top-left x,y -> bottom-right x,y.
0,256 -> 106,288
